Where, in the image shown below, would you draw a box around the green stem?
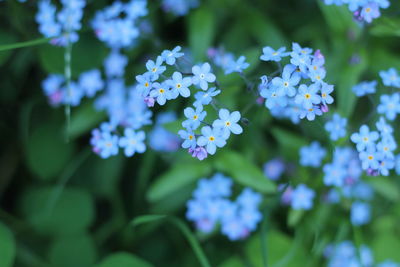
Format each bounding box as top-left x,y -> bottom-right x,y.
0,37 -> 52,52
64,40 -> 72,142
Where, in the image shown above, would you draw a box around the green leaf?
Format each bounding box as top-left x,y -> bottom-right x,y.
48,234 -> 97,267
214,150 -> 276,193
317,2 -> 359,35
20,186 -> 94,236
96,252 -> 153,267
68,102 -> 106,139
370,17 -> 400,37
26,124 -> 75,181
287,209 -> 305,227
367,177 -> 400,202
147,162 -> 212,203
271,128 -> 307,160
243,7 -> 287,47
131,215 -> 211,267
0,222 -> 16,267
372,234 -> 400,262
246,230 -> 307,267
188,7 -> 215,62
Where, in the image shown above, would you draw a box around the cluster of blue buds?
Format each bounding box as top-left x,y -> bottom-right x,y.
36,0 -> 85,46
135,46 -> 244,160
279,184 -> 316,210
91,0 -> 148,48
186,174 -> 263,241
161,0 -> 199,16
323,0 -> 390,23
258,43 -> 334,123
42,69 -> 103,107
324,241 -> 399,267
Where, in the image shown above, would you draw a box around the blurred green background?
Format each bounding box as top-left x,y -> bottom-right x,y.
1,0 -> 400,266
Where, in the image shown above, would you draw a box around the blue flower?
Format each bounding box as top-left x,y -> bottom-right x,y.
182,105 -> 207,130
352,80 -> 377,97
300,141 -> 326,167
78,69 -> 104,97
224,55 -> 249,74
178,128 -> 196,149
146,56 -> 166,80
376,117 -> 393,135
239,208 -> 262,231
377,93 -> 400,120
350,202 -> 370,226
192,62 -> 216,90
161,46 -> 184,65
295,84 -> 321,109
136,72 -> 154,97
377,156 -> 395,176
212,109 -> 243,138
260,86 -> 287,109
263,158 -> 285,181
271,64 -> 301,97
377,138 -> 396,159
361,3 -> 381,23
299,105 -> 322,121
323,163 -> 346,187
63,82 -> 84,107
291,184 -> 315,210
96,131 -> 119,158
290,52 -> 311,73
197,126 -> 227,155
210,173 -> 233,197
236,188 -> 262,209
260,46 -> 289,62
320,83 -> 334,105
325,113 -> 347,141
149,82 -> 176,105
359,147 -> 381,170
104,49 -> 128,77
193,87 -> 221,107
118,128 -> 146,156
167,72 -> 192,98
379,68 -> 400,88
351,125 -> 379,152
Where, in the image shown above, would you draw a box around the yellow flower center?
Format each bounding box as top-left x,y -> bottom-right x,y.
363,137 -> 368,142
226,121 -> 231,126
176,83 -> 182,88
284,82 -> 289,87
209,136 -> 215,141
322,93 -> 327,97
159,88 -> 165,93
368,155 -> 373,160
193,115 -> 198,120
145,82 -> 149,87
189,135 -> 193,140
305,93 -> 311,99
152,67 -> 157,72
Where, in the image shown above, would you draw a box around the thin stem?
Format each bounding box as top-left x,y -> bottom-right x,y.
0,37 -> 52,52
64,39 -> 72,142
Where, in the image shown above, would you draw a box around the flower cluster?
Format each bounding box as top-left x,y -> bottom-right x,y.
324,241 -> 399,267
161,0 -> 199,16
258,43 -> 334,123
323,0 -> 390,23
135,46 -> 244,160
186,173 -> 263,241
42,68 -> 103,107
351,118 -> 396,176
91,0 -> 148,48
36,0 -> 86,46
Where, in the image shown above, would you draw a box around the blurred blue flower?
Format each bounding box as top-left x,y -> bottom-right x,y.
351,201 -> 371,226
352,80 -> 377,97
291,184 -> 315,210
325,113 -> 347,141
300,141 -> 326,167
119,128 -> 146,157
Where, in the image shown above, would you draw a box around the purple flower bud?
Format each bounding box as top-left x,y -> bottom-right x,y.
321,104 -> 329,113
314,49 -> 325,65
144,97 -> 155,107
207,47 -> 218,59
49,91 -> 63,106
366,168 -> 379,176
256,97 -> 265,105
189,146 -> 208,160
